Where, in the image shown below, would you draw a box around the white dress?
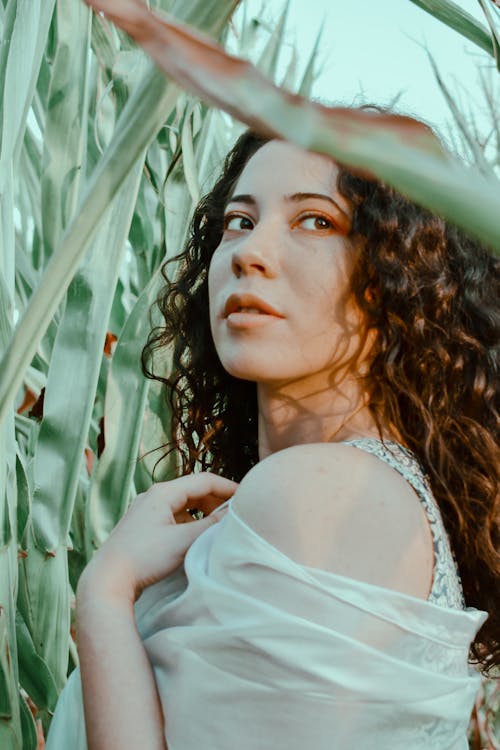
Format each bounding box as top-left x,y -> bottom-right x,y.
46,438 -> 488,750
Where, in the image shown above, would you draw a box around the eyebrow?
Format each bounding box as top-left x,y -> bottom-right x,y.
226,192 -> 350,218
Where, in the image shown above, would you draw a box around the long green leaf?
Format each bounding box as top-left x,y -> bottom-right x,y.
298,22 -> 323,97
477,0 -> 500,70
17,128 -> 43,250
0,2 -> 16,149
0,609 -> 13,719
0,13 -> 59,734
0,70 -> 176,435
16,611 -> 58,712
0,0 -> 240,431
17,530 -> 70,692
15,453 -> 30,547
18,694 -> 36,750
255,0 -> 289,80
32,159 -> 144,551
0,603 -> 21,748
40,0 -> 91,259
86,267 -> 164,551
426,49 -> 493,175
407,0 -> 495,58
0,0 -> 56,172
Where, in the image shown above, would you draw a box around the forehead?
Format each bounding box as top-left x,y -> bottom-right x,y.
231,139 -> 349,211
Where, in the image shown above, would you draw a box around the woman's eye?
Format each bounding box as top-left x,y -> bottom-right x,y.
223,215 -> 254,232
298,215 -> 334,231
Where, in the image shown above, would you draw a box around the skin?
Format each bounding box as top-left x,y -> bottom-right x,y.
76,474 -> 238,750
206,137 -> 433,602
208,139 -> 395,461
73,140 -> 433,750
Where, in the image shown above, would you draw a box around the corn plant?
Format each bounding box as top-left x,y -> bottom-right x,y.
1,0 -> 499,747
0,0 -> 324,746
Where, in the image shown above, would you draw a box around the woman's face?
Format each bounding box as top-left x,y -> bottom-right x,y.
208,139 -> 370,386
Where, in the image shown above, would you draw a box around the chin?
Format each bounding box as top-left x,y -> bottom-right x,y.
222,362 -> 293,385
221,362 -> 265,381
216,352 -> 266,379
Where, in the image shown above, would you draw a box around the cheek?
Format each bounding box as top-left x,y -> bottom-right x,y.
207,251 -> 229,338
207,255 -> 222,312
307,266 -> 353,326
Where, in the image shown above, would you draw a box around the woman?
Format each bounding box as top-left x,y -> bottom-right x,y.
47,129 -> 499,750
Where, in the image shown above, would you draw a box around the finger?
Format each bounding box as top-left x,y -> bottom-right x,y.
173,508 -> 197,524
192,493 -> 234,516
175,510 -> 222,543
168,474 -> 239,513
175,495 -> 231,524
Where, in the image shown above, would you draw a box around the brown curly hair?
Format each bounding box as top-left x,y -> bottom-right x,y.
142,128 -> 500,676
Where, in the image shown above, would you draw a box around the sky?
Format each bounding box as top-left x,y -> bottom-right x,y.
231,0 -> 498,155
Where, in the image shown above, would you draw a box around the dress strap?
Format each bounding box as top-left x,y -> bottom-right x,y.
340,437 -> 466,610
340,438 -> 430,499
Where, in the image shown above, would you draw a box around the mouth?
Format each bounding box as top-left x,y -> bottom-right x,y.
231,307 -> 268,315
225,310 -> 284,330
223,293 -> 284,319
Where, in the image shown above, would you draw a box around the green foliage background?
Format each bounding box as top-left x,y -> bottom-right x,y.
0,0 -> 498,747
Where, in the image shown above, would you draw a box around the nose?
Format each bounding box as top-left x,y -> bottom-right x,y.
231,223 -> 279,278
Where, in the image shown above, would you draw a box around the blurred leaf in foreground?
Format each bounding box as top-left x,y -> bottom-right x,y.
83,0 -> 500,255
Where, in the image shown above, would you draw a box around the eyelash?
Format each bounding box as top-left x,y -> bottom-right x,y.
223,214 -> 254,232
222,212 -> 336,232
295,213 -> 335,231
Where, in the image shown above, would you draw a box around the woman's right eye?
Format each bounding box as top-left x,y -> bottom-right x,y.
223,214 -> 254,232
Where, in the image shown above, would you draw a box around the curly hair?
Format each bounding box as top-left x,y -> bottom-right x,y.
142,128 -> 500,676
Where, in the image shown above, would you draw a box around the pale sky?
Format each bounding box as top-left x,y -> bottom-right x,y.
232,0 -> 498,157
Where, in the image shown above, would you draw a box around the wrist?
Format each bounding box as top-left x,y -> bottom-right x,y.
77,550 -> 137,608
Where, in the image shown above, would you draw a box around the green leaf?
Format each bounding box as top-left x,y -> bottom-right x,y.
0,68 -> 176,434
407,0 -> 495,58
15,454 -> 30,547
0,605 -> 21,748
297,23 -> 323,97
477,0 -> 500,71
16,611 -> 58,712
90,9 -> 120,75
0,0 -> 56,170
17,532 -> 70,691
180,101 -> 201,204
86,267 -> 164,551
18,694 -> 37,750
426,49 -> 493,175
40,0 -> 92,259
140,377 -> 176,484
0,608 -> 13,718
0,0 -> 239,431
255,0 -> 289,80
32,159 -> 144,551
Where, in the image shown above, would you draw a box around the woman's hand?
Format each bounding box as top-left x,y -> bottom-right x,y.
78,472 -> 239,604
75,473 -> 237,750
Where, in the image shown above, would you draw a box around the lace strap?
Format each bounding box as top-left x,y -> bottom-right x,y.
340,437 -> 466,609
342,436 -> 424,484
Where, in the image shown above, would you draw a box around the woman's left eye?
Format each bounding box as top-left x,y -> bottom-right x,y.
297,215 -> 334,231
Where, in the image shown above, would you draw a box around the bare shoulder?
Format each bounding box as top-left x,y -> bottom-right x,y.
232,442 -> 434,599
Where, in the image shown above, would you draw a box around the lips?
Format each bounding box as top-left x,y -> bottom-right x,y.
224,293 -> 283,318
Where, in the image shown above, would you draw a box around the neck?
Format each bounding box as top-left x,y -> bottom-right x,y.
256,369 -> 398,462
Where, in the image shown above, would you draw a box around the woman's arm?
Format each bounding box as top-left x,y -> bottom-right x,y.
74,473 -> 237,750
76,566 -> 167,750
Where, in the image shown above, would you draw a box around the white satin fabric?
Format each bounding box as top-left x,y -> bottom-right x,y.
47,498 -> 487,750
